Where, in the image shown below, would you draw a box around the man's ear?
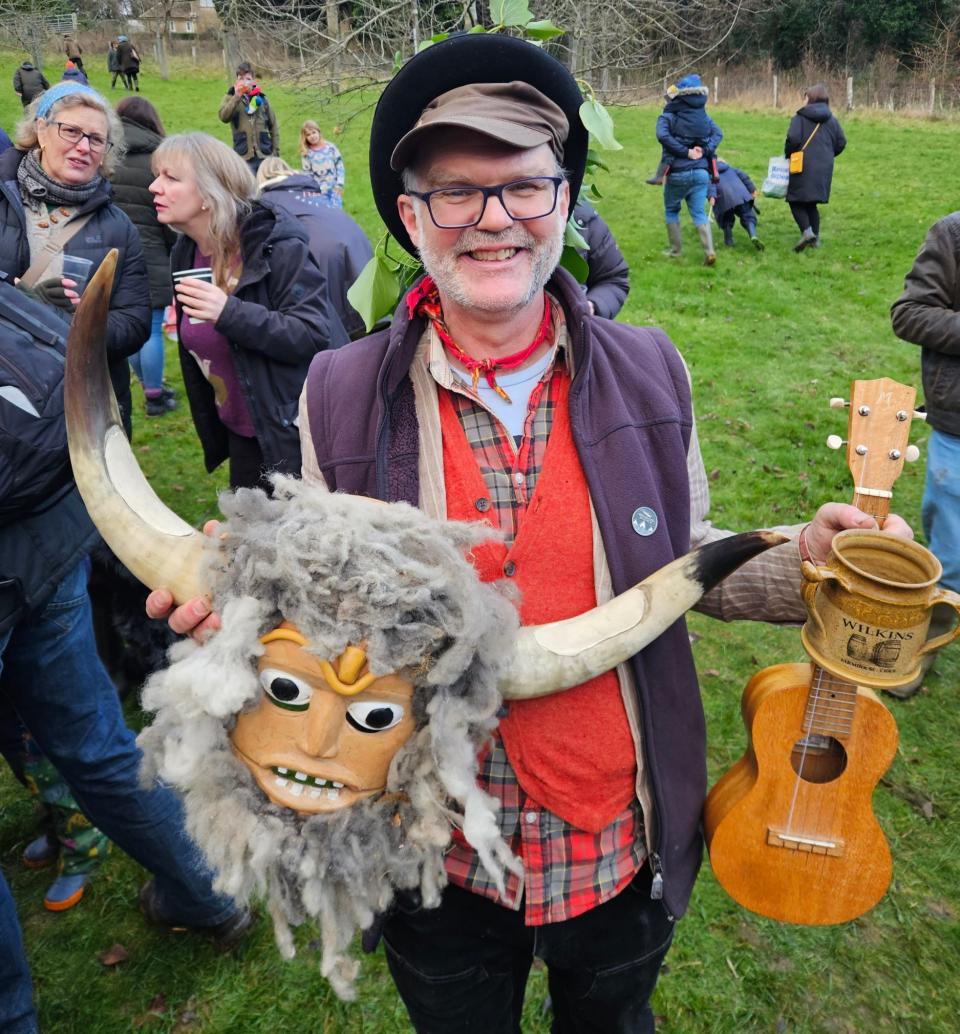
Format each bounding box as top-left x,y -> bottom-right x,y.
397,194 -> 420,250
558,179 -> 571,223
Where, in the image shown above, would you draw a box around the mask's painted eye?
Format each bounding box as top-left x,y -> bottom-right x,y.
346,701 -> 405,733
260,668 -> 313,711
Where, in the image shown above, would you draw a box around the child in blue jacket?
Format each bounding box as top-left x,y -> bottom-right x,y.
710,160 -> 764,251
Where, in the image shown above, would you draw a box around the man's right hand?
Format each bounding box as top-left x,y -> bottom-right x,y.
145,519 -> 222,642
234,79 -> 248,95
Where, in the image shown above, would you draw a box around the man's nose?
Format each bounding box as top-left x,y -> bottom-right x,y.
298,693 -> 342,758
476,192 -> 514,232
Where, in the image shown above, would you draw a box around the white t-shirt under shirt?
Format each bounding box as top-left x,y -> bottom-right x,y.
448,346 -> 555,445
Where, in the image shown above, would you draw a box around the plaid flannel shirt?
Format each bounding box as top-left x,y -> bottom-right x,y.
431,302 -> 645,925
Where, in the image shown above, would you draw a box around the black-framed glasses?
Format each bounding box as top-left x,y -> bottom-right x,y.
407,176 -> 563,229
51,121 -> 112,154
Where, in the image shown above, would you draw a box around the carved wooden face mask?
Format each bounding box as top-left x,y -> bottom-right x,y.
230,623 -> 416,813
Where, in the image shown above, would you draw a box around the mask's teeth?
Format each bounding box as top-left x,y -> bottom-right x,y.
276,767 -> 288,774
309,788 -> 323,799
294,771 -> 308,782
275,777 -> 288,788
312,777 -> 328,787
325,787 -> 340,801
289,783 -> 304,797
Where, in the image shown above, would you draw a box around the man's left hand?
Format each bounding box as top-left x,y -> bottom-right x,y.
802,502 -> 913,566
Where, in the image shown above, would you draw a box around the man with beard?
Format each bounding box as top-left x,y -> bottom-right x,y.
150,33 -> 911,1032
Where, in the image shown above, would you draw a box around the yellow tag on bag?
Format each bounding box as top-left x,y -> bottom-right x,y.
789,150 -> 804,174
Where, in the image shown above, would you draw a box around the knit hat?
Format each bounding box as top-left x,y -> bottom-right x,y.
677,74 -> 702,89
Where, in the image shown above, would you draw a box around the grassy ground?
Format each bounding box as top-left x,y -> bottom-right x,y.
1,61 -> 958,1034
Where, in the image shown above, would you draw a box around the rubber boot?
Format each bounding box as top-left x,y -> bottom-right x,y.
794,227 -> 816,252
697,223 -> 716,266
743,217 -> 764,251
722,225 -> 735,247
663,223 -> 682,258
646,160 -> 669,185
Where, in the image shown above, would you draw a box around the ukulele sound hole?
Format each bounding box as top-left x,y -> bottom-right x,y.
790,735 -> 847,784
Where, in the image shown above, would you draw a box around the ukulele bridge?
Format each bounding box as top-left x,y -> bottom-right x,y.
766,828 -> 845,856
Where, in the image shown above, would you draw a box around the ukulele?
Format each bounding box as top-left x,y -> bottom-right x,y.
703,377 -> 921,925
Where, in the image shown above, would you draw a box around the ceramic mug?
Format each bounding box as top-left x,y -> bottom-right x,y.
800,529 -> 960,689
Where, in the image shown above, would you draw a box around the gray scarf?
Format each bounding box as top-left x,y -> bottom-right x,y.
16,148 -> 103,213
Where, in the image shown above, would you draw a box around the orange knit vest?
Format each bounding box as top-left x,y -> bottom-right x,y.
439,377 -> 636,833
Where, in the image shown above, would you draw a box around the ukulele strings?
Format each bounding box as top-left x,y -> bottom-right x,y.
784,425 -> 872,840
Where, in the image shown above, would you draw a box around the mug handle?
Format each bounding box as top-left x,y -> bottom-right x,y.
917,588 -> 960,657
800,561 -> 841,640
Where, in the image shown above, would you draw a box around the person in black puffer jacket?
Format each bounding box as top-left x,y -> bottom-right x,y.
571,199 -> 630,319
150,132 -> 333,488
784,83 -> 846,252
1,82 -> 150,436
111,97 -> 178,416
256,156 -> 372,343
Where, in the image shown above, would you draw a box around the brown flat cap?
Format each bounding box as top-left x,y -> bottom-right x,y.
390,81 -> 569,171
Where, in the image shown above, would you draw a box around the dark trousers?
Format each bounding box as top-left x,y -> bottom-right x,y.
719,202 -> 758,237
382,866 -> 674,1034
227,429 -> 268,491
789,201 -> 820,236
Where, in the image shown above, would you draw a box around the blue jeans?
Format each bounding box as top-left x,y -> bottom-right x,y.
128,308 -> 166,393
383,866 -> 674,1033
664,169 -> 711,227
923,428 -> 960,591
0,561 -> 237,1033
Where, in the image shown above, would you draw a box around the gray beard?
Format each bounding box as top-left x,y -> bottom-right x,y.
416,216 -> 565,314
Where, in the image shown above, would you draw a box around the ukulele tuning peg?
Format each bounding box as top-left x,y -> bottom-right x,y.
829,397 -> 848,409
904,445 -> 921,463
826,435 -> 845,450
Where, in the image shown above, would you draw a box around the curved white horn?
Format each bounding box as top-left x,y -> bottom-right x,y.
65,249 -> 209,604
500,531 -> 788,700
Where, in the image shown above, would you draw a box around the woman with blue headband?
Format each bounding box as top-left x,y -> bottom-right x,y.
1,81 -> 150,435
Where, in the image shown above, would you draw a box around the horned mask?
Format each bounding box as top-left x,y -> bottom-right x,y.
64,254 -> 785,994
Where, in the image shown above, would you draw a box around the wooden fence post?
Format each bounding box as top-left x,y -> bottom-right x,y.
846,76 -> 854,110
713,75 -> 719,103
773,74 -> 779,107
930,79 -> 936,115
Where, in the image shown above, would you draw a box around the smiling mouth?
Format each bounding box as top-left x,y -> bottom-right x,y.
467,247 -> 520,262
270,765 -> 348,801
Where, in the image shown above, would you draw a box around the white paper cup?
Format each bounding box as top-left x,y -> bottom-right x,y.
62,255 -> 93,294
172,267 -> 214,324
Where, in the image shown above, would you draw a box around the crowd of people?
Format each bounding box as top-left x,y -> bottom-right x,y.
0,30 -> 949,1034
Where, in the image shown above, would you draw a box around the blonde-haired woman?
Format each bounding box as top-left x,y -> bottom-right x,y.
150,131 -> 331,488
299,119 -> 344,208
2,81 -> 150,434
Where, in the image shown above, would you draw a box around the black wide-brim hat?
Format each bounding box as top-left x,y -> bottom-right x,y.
370,33 -> 588,257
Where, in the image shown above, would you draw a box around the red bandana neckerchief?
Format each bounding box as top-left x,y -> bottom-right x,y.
406,275 -> 553,403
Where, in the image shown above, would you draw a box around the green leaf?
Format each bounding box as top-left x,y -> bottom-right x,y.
429,31 -> 450,43
491,0 -> 533,28
416,39 -> 436,53
347,252 -> 402,332
559,243 -> 589,283
393,50 -> 403,72
579,99 -> 622,151
585,148 -> 610,173
524,19 -> 565,40
588,182 -> 603,200
564,217 -> 589,252
467,24 -> 487,33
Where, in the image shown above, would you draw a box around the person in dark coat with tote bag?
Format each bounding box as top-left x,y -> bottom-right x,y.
784,83 -> 846,252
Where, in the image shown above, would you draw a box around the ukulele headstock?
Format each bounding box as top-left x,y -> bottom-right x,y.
827,378 -> 921,523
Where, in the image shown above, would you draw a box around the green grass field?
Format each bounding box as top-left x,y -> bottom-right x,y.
1,60 -> 958,1034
